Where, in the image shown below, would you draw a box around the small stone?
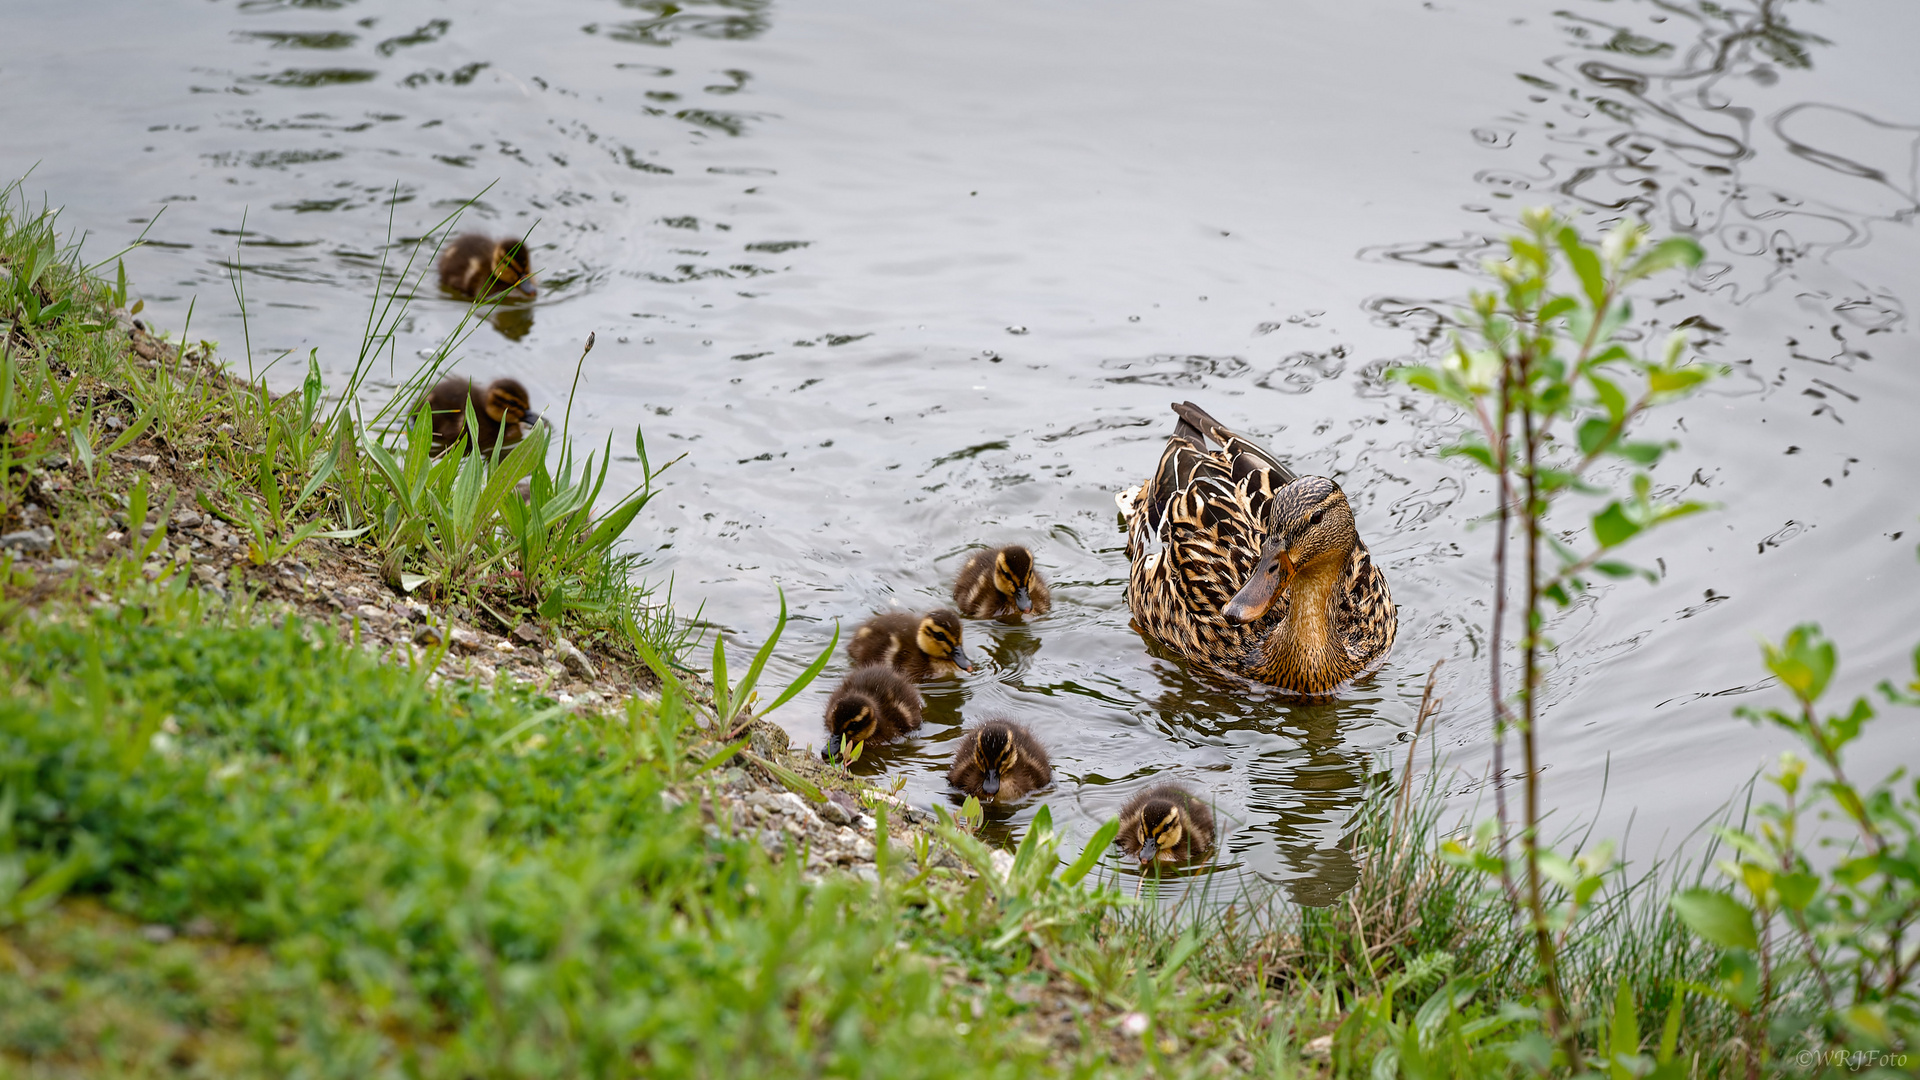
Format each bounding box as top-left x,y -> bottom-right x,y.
772,791 -> 812,819
512,622 -> 543,645
140,924 -> 176,944
0,526 -> 53,552
850,863 -> 879,883
1303,1034 -> 1334,1057
413,625 -> 446,647
553,637 -> 598,680
448,627 -> 483,653
103,415 -> 126,431
42,454 -> 69,470
173,510 -> 204,529
988,849 -> 1015,882
815,799 -> 852,827
50,558 -> 78,572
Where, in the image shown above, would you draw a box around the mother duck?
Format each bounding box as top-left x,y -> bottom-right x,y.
1120,401 -> 1395,694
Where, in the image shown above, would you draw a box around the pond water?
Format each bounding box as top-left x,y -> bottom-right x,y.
8,0 -> 1918,903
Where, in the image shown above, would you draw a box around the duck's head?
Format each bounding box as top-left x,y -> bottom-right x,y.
992,546 -> 1040,613
916,609 -> 973,672
1135,798 -> 1192,864
971,724 -> 1021,797
824,695 -> 879,762
483,378 -> 539,429
493,238 -> 536,297
1223,477 -> 1356,624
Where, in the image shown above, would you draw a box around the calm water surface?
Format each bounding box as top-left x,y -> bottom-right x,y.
8,0 -> 1918,902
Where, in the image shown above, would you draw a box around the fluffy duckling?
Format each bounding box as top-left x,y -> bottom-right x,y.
1118,784 -> 1216,866
952,544 -> 1052,618
414,377 -> 539,455
438,233 -> 536,299
822,666 -> 923,761
948,720 -> 1052,803
847,609 -> 974,679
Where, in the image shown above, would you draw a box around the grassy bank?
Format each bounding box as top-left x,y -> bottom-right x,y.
1,189 -> 1912,1078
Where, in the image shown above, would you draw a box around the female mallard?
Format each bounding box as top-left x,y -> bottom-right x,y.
439,233 -> 536,299
1119,401 -> 1395,694
952,544 -> 1051,618
1117,784 -> 1216,866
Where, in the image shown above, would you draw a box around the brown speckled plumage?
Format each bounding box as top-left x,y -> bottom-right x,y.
947,720 -> 1052,803
952,544 -> 1052,618
846,609 -> 973,680
1121,401 -> 1395,695
438,233 -> 536,299
1118,784 -> 1217,865
821,666 -> 922,761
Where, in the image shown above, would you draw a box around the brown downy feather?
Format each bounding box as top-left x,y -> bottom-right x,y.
1122,400 -> 1395,694
438,233 -> 536,299
847,609 -> 974,680
821,667 -> 923,761
952,544 -> 1052,618
414,377 -> 539,455
1118,784 -> 1217,865
947,720 -> 1052,803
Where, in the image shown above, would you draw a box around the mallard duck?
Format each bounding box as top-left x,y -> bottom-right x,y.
438,233 -> 536,299
847,609 -> 974,679
1117,783 -> 1216,865
947,719 -> 1052,802
952,544 -> 1052,618
821,666 -> 923,761
1118,401 -> 1395,695
414,377 -> 539,455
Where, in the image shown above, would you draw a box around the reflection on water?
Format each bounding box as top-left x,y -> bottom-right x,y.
5,0 -> 1917,905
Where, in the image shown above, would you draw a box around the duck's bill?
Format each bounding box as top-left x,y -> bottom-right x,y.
515,278 -> 537,296
519,411 -> 542,427
1138,838 -> 1159,863
1013,587 -> 1032,613
981,770 -> 1000,796
1223,548 -> 1293,624
951,647 -> 975,672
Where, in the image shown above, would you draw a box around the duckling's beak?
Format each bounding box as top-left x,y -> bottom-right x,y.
824,735 -> 842,762
1223,546 -> 1293,624
1013,587 -> 1032,613
951,646 -> 974,672
981,770 -> 1000,797
1138,837 -> 1160,864
520,410 -> 542,428
515,277 -> 537,297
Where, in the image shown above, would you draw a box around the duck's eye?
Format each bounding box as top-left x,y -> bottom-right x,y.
1307,508 -> 1326,528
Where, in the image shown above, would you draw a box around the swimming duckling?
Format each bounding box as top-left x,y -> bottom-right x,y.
822,666 -> 923,761
414,377 -> 539,455
1117,784 -> 1216,866
947,719 -> 1052,803
847,609 -> 974,679
438,233 -> 536,299
952,544 -> 1052,618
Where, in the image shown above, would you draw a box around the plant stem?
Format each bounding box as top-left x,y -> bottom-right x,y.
1518,347 -> 1575,1063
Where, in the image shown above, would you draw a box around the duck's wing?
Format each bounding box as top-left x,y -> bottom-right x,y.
1128,410 -> 1280,667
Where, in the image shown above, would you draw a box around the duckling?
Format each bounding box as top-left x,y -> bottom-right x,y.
822,666 -> 923,761
438,233 -> 536,299
952,544 -> 1052,618
847,609 -> 974,679
413,377 -> 540,455
948,720 -> 1053,803
1117,784 -> 1216,866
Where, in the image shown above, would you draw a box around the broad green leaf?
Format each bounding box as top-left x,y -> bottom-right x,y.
1775,870 -> 1819,911
1592,502 -> 1642,548
1614,440 -> 1666,465
1558,226 -> 1608,311
1059,817 -> 1120,886
1762,623 -> 1834,705
1670,888 -> 1758,950
1578,416 -> 1616,456
1625,236 -> 1705,281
